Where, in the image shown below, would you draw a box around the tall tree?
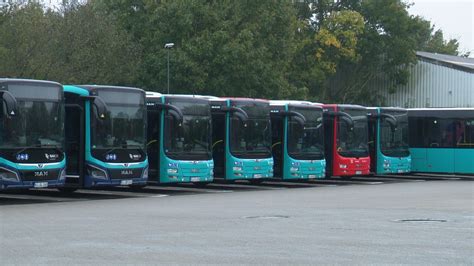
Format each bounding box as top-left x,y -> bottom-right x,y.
102,0 -> 299,98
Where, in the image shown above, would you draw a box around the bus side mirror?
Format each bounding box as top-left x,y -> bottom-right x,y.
281,111 -> 306,126
332,111 -> 354,129
93,97 -> 108,120
340,115 -> 354,130
81,96 -> 109,120
156,103 -> 184,123
0,91 -> 18,117
380,113 -> 398,131
224,106 -> 248,122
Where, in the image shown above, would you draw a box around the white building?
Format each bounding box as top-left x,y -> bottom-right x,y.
378,52 -> 474,108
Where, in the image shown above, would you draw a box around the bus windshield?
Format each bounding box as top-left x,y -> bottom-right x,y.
91,89 -> 146,151
0,83 -> 64,151
337,108 -> 369,158
164,99 -> 212,160
287,106 -> 324,160
230,101 -> 272,158
380,110 -> 410,157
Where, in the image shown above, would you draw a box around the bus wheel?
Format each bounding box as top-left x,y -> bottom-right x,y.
249,179 -> 264,185
193,182 -> 210,188
58,187 -> 77,193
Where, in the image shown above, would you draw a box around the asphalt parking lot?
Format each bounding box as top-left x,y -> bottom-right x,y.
1,175 -> 473,265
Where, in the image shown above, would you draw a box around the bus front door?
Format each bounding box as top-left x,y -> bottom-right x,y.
65,104 -> 84,187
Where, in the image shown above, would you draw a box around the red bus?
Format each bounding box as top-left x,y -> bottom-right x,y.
322,104 -> 370,177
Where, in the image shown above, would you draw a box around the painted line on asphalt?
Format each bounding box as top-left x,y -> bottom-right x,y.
150,194 -> 169,198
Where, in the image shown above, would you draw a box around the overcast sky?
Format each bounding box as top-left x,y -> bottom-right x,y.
407,0 -> 473,56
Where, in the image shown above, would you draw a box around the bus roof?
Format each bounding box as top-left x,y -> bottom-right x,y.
73,85 -> 144,93
221,97 -> 269,103
408,107 -> 474,111
269,100 -> 323,109
146,92 -> 219,101
0,78 -> 62,87
367,107 -> 407,111
145,91 -> 163,98
323,104 -> 366,109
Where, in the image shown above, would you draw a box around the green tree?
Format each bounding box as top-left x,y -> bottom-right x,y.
421,29 -> 460,56
0,4 -> 60,79
102,0 -> 299,98
0,2 -> 140,85
50,3 -> 141,85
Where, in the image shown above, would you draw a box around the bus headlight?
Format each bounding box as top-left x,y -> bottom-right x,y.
59,169 -> 67,181
167,168 -> 178,174
339,164 -> 347,169
0,168 -> 19,182
87,165 -> 108,179
290,167 -> 299,172
142,167 -> 149,179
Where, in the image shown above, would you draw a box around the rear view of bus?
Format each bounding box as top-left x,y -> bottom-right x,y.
63,85 -> 148,190
368,107 -> 411,174
210,98 -> 273,181
146,93 -> 213,184
270,100 -> 326,180
0,79 -> 66,190
408,108 -> 474,174
323,104 -> 370,177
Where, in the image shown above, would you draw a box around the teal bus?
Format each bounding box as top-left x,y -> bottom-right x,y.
269,100 -> 326,180
367,107 -> 411,174
210,98 -> 273,182
62,85 -> 148,190
145,92 -> 213,185
408,108 -> 474,174
0,79 -> 66,190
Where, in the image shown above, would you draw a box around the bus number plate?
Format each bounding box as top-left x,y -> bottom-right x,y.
355,171 -> 362,175
34,182 -> 48,188
308,175 -> 316,179
120,180 -> 133,185
254,174 -> 263,178
190,177 -> 200,182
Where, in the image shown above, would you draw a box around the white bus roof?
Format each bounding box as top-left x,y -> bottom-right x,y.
145,91 -> 163,98
269,100 -> 313,106
408,107 -> 474,111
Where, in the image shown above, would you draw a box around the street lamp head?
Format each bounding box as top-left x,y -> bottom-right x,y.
164,43 -> 174,49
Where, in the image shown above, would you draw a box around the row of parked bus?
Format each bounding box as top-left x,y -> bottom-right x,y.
0,79 -> 472,191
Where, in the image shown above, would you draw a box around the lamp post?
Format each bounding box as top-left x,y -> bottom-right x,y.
164,43 -> 174,94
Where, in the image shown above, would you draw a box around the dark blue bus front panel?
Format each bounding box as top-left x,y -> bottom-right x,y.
64,85 -> 148,188
0,79 -> 66,190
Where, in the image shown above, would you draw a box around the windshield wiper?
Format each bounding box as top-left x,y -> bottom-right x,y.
103,144 -> 144,155
16,144 -> 62,155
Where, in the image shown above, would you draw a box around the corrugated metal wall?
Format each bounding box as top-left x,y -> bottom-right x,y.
378,60 -> 474,108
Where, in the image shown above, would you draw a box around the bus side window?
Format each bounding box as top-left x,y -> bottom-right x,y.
456,120 -> 474,148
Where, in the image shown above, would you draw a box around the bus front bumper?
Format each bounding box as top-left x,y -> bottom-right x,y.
0,179 -> 65,190
85,177 -> 148,188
